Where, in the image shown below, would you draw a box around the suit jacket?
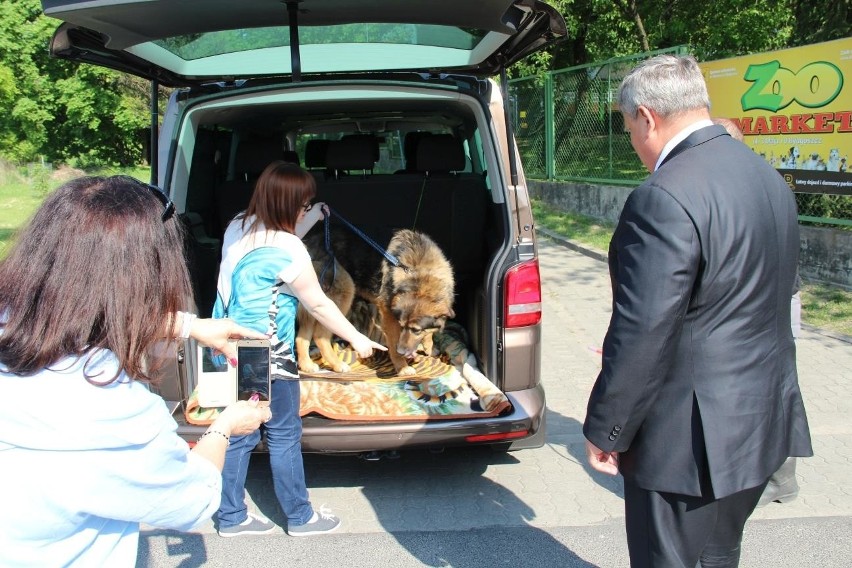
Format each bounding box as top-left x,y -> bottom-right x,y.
583,124 -> 812,499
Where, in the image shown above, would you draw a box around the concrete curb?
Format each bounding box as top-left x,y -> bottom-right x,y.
537,227 -> 607,263
801,324 -> 852,345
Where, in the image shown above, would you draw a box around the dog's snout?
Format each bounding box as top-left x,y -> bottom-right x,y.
396,345 -> 416,357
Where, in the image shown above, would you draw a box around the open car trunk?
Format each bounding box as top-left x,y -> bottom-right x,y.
163,77 -> 541,450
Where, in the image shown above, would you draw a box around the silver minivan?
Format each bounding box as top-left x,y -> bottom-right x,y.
41,0 -> 566,454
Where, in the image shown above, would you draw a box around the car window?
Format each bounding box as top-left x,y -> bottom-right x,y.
295,128 -> 468,175
157,24 -> 486,60
130,24 -> 500,77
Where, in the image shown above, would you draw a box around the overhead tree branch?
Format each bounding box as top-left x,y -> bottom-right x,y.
613,0 -> 651,52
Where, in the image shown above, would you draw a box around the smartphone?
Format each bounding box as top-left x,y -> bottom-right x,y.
196,342 -> 237,408
236,339 -> 272,406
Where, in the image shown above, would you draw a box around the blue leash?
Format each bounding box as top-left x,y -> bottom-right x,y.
325,206 -> 403,268
317,214 -> 337,292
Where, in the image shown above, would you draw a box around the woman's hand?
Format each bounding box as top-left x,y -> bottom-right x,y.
192,400 -> 271,470
349,333 -> 387,360
190,318 -> 267,362
215,399 -> 271,436
295,201 -> 328,238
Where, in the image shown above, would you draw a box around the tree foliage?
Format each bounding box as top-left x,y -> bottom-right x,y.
517,0 -> 848,76
0,0 -> 848,166
0,0 -> 152,166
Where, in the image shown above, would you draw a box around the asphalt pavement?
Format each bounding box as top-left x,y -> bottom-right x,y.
137,235 -> 852,567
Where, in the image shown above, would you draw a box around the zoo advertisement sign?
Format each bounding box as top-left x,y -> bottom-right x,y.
700,38 -> 851,196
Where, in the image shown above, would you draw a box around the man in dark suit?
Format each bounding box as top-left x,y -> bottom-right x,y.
583,55 -> 812,567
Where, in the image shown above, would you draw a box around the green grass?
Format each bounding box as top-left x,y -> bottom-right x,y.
532,198 -> 852,337
800,283 -> 852,337
532,199 -> 614,251
0,160 -> 151,258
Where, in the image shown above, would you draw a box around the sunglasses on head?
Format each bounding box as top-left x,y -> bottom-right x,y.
147,183 -> 176,222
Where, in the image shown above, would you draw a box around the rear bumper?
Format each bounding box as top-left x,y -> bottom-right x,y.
173,384 -> 546,453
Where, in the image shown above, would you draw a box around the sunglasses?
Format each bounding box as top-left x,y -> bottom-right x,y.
147,183 -> 176,222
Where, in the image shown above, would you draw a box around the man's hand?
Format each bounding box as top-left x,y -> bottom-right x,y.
585,440 -> 620,475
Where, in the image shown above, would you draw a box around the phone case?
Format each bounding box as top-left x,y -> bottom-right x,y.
196,342 -> 237,407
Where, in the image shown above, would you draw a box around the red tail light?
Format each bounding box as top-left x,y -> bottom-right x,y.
465,430 -> 529,443
504,259 -> 542,327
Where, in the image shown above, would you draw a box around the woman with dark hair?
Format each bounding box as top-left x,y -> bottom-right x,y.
0,175 -> 270,567
214,161 -> 384,537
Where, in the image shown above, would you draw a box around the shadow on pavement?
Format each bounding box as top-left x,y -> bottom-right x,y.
241,447 -> 599,567
545,408 -> 624,499
137,530 -> 207,568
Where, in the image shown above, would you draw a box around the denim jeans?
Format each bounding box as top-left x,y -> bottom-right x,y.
218,378 -> 313,528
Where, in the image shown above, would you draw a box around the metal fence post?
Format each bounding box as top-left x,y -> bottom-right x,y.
545,72 -> 555,181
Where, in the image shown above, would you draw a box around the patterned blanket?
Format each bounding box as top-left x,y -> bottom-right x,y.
298,348 -> 510,421
185,322 -> 510,424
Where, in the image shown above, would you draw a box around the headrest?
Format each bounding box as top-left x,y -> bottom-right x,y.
234,139 -> 282,176
326,136 -> 377,171
416,134 -> 465,173
403,131 -> 432,169
304,139 -> 331,169
342,133 -> 380,162
282,150 -> 300,166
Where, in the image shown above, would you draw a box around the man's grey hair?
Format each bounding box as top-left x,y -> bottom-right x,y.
617,54 -> 711,118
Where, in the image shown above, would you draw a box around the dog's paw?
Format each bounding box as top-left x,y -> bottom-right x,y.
332,361 -> 351,373
299,361 -> 320,373
397,365 -> 417,377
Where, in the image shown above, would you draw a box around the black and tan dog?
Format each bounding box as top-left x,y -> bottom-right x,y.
295,258 -> 355,373
301,228 -> 455,376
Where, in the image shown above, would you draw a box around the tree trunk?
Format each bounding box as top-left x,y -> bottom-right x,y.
616,0 -> 651,52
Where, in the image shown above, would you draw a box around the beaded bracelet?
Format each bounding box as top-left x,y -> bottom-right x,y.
199,429 -> 230,446
177,311 -> 197,340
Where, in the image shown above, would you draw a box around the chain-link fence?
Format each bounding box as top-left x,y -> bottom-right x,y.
796,194 -> 852,226
509,48 -> 686,185
509,47 -> 851,225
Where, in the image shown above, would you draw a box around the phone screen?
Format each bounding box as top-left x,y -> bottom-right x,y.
237,345 -> 271,402
201,346 -> 229,373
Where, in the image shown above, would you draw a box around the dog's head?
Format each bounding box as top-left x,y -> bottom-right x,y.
389,288 -> 455,358
789,146 -> 800,159
829,148 -> 840,160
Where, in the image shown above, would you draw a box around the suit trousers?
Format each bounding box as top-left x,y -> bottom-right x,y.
624,477 -> 768,568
